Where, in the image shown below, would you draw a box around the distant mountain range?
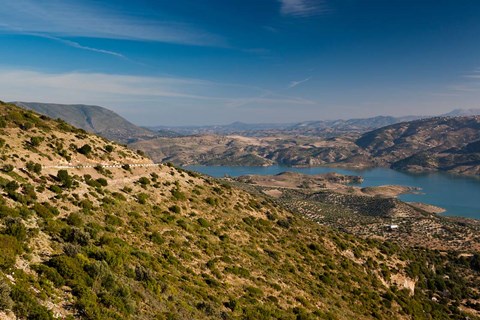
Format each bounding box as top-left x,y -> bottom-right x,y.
148,121 -> 295,136
12,101 -> 480,139
12,101 -> 157,143
133,115 -> 480,176
149,110 -> 480,137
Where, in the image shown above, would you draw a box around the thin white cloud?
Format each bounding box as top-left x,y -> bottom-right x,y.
464,74 -> 480,79
288,77 -> 312,88
449,84 -> 480,93
0,0 -> 224,47
57,39 -> 126,58
279,0 -> 327,17
449,68 -> 480,92
0,69 -> 315,109
29,33 -> 126,58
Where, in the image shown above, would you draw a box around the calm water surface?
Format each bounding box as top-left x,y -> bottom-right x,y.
184,165 -> 480,219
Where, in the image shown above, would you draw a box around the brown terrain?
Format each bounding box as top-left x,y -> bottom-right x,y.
131,116 -> 480,176
230,172 -> 479,252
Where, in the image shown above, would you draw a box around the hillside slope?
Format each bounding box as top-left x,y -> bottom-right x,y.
135,116 -> 480,176
356,116 -> 480,175
12,102 -> 156,144
0,102 -> 479,319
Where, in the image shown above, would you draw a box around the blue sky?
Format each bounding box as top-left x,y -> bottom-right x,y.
0,0 -> 479,125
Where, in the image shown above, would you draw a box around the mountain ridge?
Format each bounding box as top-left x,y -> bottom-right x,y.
133,116 -> 480,176
12,102 -> 157,144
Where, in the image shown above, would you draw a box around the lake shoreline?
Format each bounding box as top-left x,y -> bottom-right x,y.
184,165 -> 480,220
183,162 -> 480,180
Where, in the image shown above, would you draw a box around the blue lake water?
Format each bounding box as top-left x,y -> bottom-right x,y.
184,165 -> 480,219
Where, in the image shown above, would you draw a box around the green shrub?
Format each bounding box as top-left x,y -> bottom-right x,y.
137,193 -> 149,204
197,218 -> 210,228
49,185 -> 63,194
29,136 -> 43,147
96,178 -> 108,187
33,264 -> 65,286
205,197 -> 217,206
0,235 -> 23,269
4,181 -> 19,193
10,284 -> 54,319
4,218 -> 27,241
138,177 -> 150,186
150,232 -> 165,245
169,205 -> 181,214
0,281 -> 12,310
26,161 -> 42,174
57,170 -> 73,188
1,165 -> 14,173
66,213 -> 83,227
33,203 -> 59,219
77,144 -> 92,155
171,189 -> 186,200
105,214 -> 123,226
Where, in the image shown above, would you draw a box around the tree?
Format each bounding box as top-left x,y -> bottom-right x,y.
4,181 -> 19,193
29,136 -> 43,147
57,170 -> 72,188
26,162 -> 42,174
77,144 -> 92,155
1,164 -> 14,173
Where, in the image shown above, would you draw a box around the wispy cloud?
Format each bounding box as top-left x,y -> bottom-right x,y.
463,75 -> 480,80
0,69 -> 315,109
288,77 -> 312,88
448,68 -> 480,93
29,33 -> 126,58
279,0 -> 328,17
56,38 -> 126,58
0,0 -> 224,47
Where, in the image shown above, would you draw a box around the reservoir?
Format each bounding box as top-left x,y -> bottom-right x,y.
184,165 -> 480,219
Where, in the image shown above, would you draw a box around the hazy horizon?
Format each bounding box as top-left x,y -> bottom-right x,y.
1,0 -> 480,125
12,100 -> 480,127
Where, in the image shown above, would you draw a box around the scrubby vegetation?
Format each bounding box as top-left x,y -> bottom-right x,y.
0,102 -> 478,319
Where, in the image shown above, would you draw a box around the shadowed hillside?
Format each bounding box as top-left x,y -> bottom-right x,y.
13,102 -> 157,144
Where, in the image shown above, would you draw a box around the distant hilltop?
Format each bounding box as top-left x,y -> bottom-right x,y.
442,108 -> 480,117
12,101 -> 157,144
148,109 -> 480,137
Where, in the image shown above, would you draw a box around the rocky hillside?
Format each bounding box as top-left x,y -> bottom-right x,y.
130,134 -> 365,167
0,102 -> 479,319
356,116 -> 480,175
135,116 -> 480,176
13,102 -> 157,144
